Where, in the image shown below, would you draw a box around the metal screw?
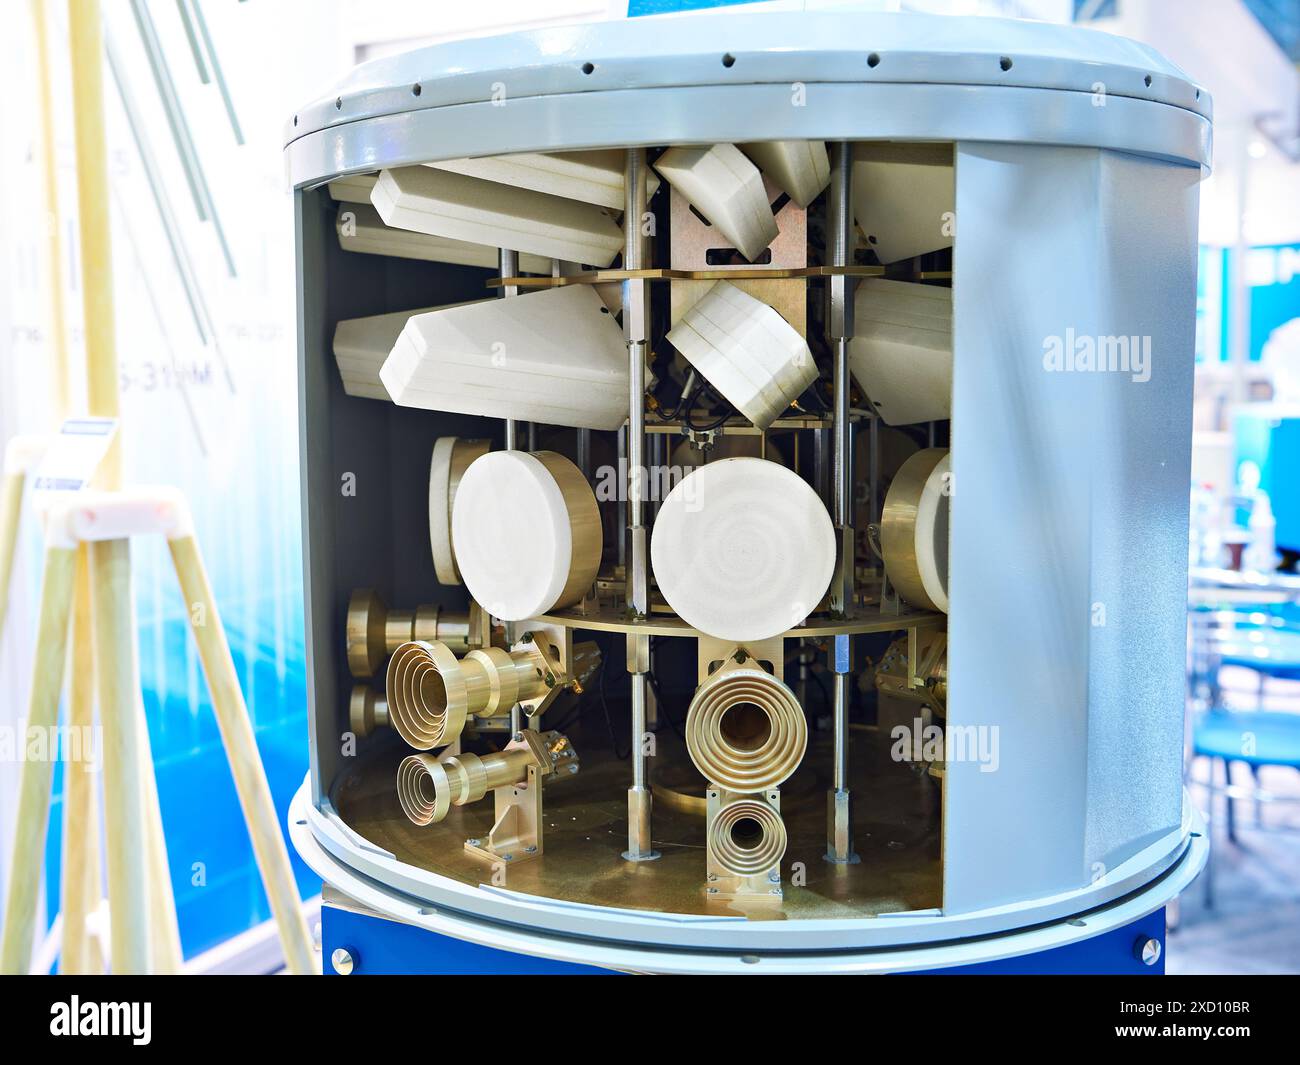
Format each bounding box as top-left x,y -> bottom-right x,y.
502,853 -> 514,861
769,873 -> 780,883
467,838 -> 481,847
330,947 -> 355,975
525,845 -> 537,853
1134,937 -> 1162,966
707,887 -> 718,894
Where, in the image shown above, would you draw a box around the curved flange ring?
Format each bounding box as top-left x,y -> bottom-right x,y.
708,797 -> 788,877
686,667 -> 807,793
385,640 -> 468,750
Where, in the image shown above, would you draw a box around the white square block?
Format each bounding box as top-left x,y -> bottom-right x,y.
426,149 -> 659,210
849,280 -> 952,425
333,304 -> 446,400
667,281 -> 816,429
336,203 -> 552,272
739,141 -> 830,209
372,166 -> 624,267
381,285 -> 630,430
852,143 -> 954,265
653,144 -> 778,263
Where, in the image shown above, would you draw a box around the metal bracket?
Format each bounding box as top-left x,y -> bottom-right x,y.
463,730 -> 579,866
705,787 -> 784,904
696,636 -> 785,685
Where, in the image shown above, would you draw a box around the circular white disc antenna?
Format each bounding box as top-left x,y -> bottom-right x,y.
452,450 -> 600,621
880,448 -> 950,613
651,458 -> 835,642
429,436 -> 490,585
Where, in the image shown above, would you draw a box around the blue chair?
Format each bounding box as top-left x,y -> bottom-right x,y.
1188,619 -> 1300,909
1194,710 -> 1300,771
1188,606 -> 1300,710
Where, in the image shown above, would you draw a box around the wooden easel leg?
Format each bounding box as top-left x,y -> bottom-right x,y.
168,534 -> 315,974
58,545 -> 103,974
0,545 -> 77,974
0,469 -> 24,644
90,538 -> 151,973
139,704 -> 183,973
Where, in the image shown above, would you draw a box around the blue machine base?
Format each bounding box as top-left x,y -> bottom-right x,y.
321,904 -> 1166,975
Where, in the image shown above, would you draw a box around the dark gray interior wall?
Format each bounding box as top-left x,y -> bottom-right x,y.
295,186 -> 501,805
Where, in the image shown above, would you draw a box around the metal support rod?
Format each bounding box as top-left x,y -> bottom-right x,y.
624,148 -> 649,618
499,248 -> 519,454
111,179 -> 208,453
869,411 -> 880,530
175,0 -> 210,83
825,141 -> 858,864
828,141 -> 856,536
577,428 -> 591,480
624,673 -> 656,862
104,23 -> 215,350
128,0 -> 236,276
190,0 -> 245,145
832,675 -> 850,791
814,426 -> 828,504
622,147 -> 658,862
833,339 -> 852,528
498,247 -> 520,650
616,427 -> 627,569
625,151 -> 648,545
129,0 -> 203,218
631,679 -> 648,790
650,433 -> 664,522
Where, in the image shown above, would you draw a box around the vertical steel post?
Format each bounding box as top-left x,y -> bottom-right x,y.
499,248 -> 520,665
622,148 -> 658,861
826,142 -> 859,864
499,249 -> 519,454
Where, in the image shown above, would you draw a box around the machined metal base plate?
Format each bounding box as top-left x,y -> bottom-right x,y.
331,727 -> 941,921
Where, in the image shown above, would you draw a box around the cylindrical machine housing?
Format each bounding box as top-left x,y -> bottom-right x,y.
288,9 -> 1211,972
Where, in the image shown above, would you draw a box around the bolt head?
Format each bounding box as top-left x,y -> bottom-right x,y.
1134,937 -> 1162,966
467,838 -> 481,847
330,947 -> 355,975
